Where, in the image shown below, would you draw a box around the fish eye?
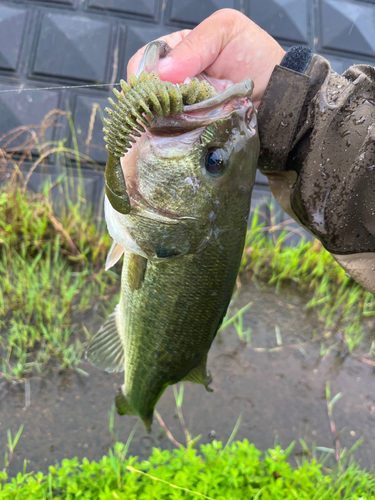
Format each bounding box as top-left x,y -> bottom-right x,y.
204,148 -> 227,175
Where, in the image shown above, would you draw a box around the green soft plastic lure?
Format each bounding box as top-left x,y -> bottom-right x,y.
103,71 -> 217,214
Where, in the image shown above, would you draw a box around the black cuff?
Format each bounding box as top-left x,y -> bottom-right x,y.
280,46 -> 313,74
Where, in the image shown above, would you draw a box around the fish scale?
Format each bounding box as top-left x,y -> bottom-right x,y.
120,227 -> 246,430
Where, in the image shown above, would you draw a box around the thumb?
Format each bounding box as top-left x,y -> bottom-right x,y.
157,17 -> 226,83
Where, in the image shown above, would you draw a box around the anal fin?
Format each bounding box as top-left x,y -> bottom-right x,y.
86,304 -> 124,372
115,388 -> 153,433
115,387 -> 136,416
182,356 -> 213,392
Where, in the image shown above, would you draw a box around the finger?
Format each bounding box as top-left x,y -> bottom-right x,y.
157,9 -> 247,83
127,30 -> 191,79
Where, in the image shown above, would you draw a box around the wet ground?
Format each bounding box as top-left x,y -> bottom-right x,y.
1,280 -> 375,477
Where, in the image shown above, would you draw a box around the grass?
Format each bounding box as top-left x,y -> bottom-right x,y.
1,439 -> 374,498
0,180 -> 120,379
0,112 -> 120,380
1,379 -> 374,499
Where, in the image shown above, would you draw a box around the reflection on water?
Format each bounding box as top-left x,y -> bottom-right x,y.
1,280 -> 375,477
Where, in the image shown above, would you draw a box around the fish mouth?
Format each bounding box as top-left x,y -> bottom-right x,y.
146,79 -> 254,135
184,78 -> 254,112
136,40 -> 253,119
137,40 -> 255,133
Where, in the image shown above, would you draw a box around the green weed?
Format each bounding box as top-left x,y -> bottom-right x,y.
0,111 -> 119,380
3,425 -> 23,474
219,302 -> 252,344
0,179 -> 119,378
1,439 -> 374,499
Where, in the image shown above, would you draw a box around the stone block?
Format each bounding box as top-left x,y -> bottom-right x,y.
320,0 -> 375,58
33,13 -> 113,83
168,0 -> 235,26
72,94 -> 109,165
0,85 -> 61,151
88,0 -> 158,20
0,5 -> 27,73
248,0 -> 308,44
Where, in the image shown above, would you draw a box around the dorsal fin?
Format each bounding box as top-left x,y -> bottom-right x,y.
105,241 -> 125,270
86,304 -> 124,372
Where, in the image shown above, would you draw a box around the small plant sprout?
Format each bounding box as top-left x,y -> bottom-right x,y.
108,420 -> 140,490
108,402 -> 119,444
173,384 -> 192,446
219,302 -> 252,344
3,425 -> 23,473
326,381 -> 344,465
154,410 -> 183,449
224,413 -> 242,450
275,325 -> 282,346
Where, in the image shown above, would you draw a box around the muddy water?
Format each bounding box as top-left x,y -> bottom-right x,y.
1,281 -> 375,477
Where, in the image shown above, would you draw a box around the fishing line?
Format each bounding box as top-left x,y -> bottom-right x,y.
0,82 -> 122,93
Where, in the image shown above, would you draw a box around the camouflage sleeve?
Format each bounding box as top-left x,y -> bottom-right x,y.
257,47 -> 375,294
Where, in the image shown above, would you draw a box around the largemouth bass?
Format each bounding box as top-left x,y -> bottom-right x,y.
87,41 -> 259,431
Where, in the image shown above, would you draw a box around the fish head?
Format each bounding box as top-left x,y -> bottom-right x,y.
105,44 -> 259,261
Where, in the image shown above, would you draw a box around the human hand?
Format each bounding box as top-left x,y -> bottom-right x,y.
127,9 -> 285,109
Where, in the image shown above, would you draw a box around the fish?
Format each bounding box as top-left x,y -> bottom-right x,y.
86,41 -> 259,432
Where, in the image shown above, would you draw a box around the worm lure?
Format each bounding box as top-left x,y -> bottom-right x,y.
103,71 -> 217,215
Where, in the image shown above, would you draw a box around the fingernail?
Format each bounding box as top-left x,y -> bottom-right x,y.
158,56 -> 173,71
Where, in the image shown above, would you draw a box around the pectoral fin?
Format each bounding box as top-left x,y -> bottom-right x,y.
86,304 -> 124,372
105,241 -> 125,270
182,356 -> 213,392
128,253 -> 147,291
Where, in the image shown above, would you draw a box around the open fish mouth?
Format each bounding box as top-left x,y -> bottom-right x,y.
134,40 -> 253,118
147,79 -> 254,133
137,40 -> 254,130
